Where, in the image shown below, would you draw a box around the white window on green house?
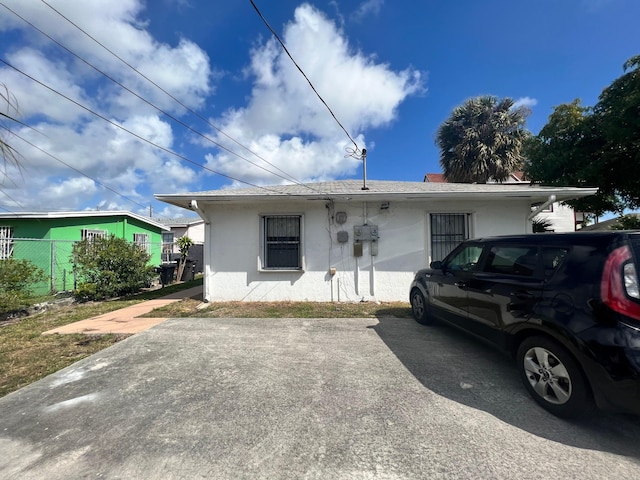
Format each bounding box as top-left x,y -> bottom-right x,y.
0,226 -> 14,259
81,228 -> 107,242
162,233 -> 175,253
262,215 -> 302,270
134,233 -> 150,252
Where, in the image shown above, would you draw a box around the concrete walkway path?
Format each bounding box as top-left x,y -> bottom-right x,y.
43,286 -> 202,335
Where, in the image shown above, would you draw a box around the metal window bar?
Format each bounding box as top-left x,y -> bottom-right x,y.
134,233 -> 150,252
265,215 -> 301,269
81,229 -> 107,242
430,213 -> 469,261
0,226 -> 14,259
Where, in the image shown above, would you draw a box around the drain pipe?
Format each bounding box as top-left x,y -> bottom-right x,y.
189,200 -> 210,224
528,195 -> 556,220
189,200 -> 211,303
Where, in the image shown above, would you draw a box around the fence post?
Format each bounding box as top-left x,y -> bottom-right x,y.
50,240 -> 56,293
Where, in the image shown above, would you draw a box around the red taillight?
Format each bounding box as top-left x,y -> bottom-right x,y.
601,245 -> 640,321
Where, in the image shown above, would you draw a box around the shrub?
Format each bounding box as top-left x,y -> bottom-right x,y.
72,235 -> 157,301
0,258 -> 46,314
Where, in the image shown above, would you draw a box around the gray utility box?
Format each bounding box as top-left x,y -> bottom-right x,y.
353,225 -> 379,241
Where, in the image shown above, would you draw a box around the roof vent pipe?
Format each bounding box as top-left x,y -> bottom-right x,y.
361,149 -> 369,191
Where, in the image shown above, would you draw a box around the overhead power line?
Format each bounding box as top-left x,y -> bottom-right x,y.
0,57 -> 292,197
2,3 -> 305,189
11,130 -> 150,210
249,0 -> 363,159
36,0 -> 327,196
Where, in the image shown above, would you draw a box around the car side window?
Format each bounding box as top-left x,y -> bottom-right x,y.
445,245 -> 484,272
542,247 -> 569,280
483,246 -> 539,277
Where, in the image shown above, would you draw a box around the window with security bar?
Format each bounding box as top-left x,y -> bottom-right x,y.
0,226 -> 14,259
430,213 -> 471,262
134,233 -> 150,252
263,215 -> 302,269
81,229 -> 107,242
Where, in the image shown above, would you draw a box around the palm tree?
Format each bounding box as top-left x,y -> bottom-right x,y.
436,96 -> 530,183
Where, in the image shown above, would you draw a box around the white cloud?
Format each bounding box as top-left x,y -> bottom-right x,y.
204,4 -> 422,186
0,0 -> 211,212
351,0 -> 385,22
513,96 -> 538,109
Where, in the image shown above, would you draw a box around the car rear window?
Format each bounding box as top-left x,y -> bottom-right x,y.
542,247 -> 569,280
484,246 -> 539,277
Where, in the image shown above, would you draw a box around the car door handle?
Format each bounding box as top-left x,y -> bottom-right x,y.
455,281 -> 468,288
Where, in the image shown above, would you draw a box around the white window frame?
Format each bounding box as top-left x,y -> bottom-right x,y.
0,226 -> 14,259
162,232 -> 175,253
259,214 -> 304,271
134,233 -> 150,252
81,228 -> 107,242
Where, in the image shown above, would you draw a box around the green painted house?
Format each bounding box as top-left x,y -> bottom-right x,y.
0,211 -> 169,294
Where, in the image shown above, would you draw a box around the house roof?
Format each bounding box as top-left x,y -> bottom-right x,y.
0,211 -> 170,231
156,217 -> 203,227
155,180 -> 598,210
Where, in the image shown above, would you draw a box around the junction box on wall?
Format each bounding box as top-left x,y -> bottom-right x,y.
353,225 -> 379,241
353,225 -> 379,257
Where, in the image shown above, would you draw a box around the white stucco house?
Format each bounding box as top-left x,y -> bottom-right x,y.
156,180 -> 597,303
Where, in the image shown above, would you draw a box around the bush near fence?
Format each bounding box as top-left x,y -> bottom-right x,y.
5,238 -> 165,296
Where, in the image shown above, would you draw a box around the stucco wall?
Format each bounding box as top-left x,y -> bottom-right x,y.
202,198 -> 533,302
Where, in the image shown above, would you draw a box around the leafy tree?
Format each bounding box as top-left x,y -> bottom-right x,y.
0,258 -> 46,314
611,214 -> 640,230
525,55 -> 640,215
436,96 -> 531,183
72,235 -> 157,301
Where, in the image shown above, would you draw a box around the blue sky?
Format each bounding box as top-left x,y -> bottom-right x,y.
0,0 -> 638,218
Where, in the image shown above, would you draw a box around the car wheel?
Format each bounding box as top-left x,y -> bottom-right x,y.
410,288 -> 434,325
516,336 -> 593,418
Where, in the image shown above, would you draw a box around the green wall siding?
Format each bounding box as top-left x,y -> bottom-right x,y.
0,215 -> 165,294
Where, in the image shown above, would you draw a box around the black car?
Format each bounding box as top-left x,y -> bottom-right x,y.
409,231 -> 640,418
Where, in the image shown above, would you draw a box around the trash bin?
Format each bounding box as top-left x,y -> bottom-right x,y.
156,264 -> 176,287
180,260 -> 196,282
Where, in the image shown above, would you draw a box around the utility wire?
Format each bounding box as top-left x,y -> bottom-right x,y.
0,57 -> 291,197
249,0 -> 363,158
2,3 -> 304,189
37,0 -> 328,195
11,130 -> 150,210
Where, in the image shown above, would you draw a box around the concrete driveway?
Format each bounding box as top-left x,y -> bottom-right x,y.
1,316 -> 640,479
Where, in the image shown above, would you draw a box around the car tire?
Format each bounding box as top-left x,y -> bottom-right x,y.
516,336 -> 593,418
410,288 -> 434,325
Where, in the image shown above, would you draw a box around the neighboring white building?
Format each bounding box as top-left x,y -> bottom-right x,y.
156,180 -> 596,303
156,217 -> 205,271
424,173 -> 585,232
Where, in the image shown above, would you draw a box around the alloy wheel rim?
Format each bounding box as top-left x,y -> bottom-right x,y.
523,346 -> 572,405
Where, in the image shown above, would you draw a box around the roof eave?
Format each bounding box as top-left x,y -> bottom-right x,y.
155,187 -> 598,209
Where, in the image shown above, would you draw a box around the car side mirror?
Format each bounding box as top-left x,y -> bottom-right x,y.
430,260 -> 443,270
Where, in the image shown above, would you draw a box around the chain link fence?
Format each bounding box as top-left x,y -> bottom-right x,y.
7,238 -> 166,296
